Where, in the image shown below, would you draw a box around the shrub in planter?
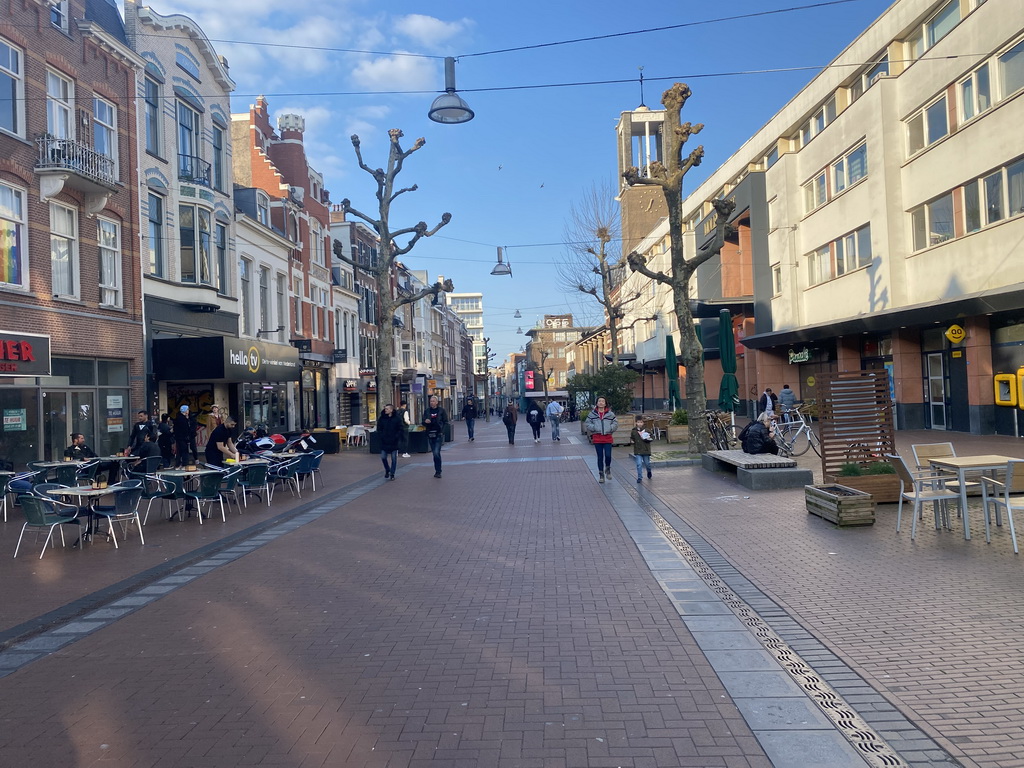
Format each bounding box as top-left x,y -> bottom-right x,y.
670,409 -> 688,426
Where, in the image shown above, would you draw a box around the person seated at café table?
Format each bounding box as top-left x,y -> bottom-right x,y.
64,432 -> 116,484
205,415 -> 240,468
129,430 -> 161,469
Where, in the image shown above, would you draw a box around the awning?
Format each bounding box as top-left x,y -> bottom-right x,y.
153,337 -> 300,382
524,390 -> 568,398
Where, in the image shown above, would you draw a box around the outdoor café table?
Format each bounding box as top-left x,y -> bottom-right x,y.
44,484 -> 120,545
928,454 -> 1017,541
157,468 -> 220,520
97,454 -> 137,479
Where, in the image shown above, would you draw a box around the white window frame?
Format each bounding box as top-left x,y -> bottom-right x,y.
256,193 -> 270,227
0,38 -> 24,138
215,221 -> 228,294
311,220 -> 325,266
911,192 -> 955,252
143,76 -> 161,155
906,95 -> 949,157
959,63 -> 991,123
259,266 -> 270,335
93,96 -> 117,172
0,181 -> 27,289
832,142 -> 868,195
239,257 -> 252,336
50,1 -> 69,32
147,192 -> 164,278
771,265 -> 782,297
50,201 -> 79,298
46,70 -> 74,139
803,171 -> 827,213
97,217 -> 122,307
998,37 -> 1024,101
835,224 -> 872,276
276,273 -> 287,340
806,245 -> 831,287
293,275 -> 303,333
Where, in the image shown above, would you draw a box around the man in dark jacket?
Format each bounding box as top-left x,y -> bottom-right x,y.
173,404 -> 197,466
461,396 -> 478,442
64,433 -> 97,461
421,395 -> 449,478
126,410 -> 155,454
740,413 -> 779,455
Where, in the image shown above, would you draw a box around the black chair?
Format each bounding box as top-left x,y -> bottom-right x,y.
237,463 -> 271,508
14,495 -> 83,559
92,480 -> 145,547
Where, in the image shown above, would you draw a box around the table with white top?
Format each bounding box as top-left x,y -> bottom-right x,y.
928,454 -> 1016,541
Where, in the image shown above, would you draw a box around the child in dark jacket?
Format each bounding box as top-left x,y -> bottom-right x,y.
630,416 -> 654,482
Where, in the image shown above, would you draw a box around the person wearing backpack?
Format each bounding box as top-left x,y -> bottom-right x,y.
740,412 -> 779,455
502,401 -> 518,445
526,402 -> 545,443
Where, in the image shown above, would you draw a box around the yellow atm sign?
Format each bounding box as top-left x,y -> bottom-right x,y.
945,324 -> 966,344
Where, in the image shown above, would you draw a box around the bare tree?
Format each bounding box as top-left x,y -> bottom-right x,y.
624,84 -> 735,452
332,129 -> 454,403
558,183 -> 641,365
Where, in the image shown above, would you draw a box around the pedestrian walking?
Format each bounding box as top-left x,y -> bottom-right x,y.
421,395 -> 449,478
758,387 -> 778,417
630,415 -> 654,482
377,404 -> 403,480
462,396 -> 478,442
546,399 -> 564,441
396,400 -> 412,458
526,401 -> 544,443
584,396 -> 618,483
502,401 -> 518,444
778,384 -> 796,421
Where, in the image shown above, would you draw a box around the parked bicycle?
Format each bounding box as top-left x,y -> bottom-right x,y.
772,405 -> 820,457
704,410 -> 739,451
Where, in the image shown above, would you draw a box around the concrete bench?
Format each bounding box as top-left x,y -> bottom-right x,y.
701,449 -> 814,490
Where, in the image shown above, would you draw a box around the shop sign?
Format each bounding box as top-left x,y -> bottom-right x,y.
359,368 -> 375,377
290,338 -> 312,352
0,331 -> 50,376
333,348 -> 348,363
449,378 -> 457,386
400,383 -> 411,393
427,379 -> 437,389
106,407 -> 124,433
3,408 -> 26,431
343,380 -> 358,392
223,338 -> 301,382
788,347 -> 811,364
366,380 -> 376,391
945,324 -> 966,344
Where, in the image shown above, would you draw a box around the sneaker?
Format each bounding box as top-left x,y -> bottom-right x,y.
535,438 -> 539,443
389,474 -> 395,480
401,453 -> 410,458
433,472 -> 442,478
598,472 -> 605,484
647,470 -> 652,479
637,477 -> 642,483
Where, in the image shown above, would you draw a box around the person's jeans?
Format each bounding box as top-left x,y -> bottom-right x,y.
530,423 -> 541,440
466,418 -> 475,440
550,415 -> 560,441
633,454 -> 651,479
594,442 -> 612,472
427,433 -> 443,473
505,424 -> 516,444
381,450 -> 397,476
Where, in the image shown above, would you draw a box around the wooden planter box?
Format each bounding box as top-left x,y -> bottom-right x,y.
823,473 -> 900,504
665,425 -> 689,444
805,483 -> 876,526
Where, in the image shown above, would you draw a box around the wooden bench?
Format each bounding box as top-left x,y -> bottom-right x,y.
702,449 -> 814,490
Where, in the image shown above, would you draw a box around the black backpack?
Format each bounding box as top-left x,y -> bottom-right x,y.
527,408 -> 540,424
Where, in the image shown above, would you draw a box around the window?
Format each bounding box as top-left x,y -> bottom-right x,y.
911,193 -> 954,251
239,258 -> 252,335
765,146 -> 779,168
144,76 -> 160,154
799,97 -> 837,147
0,39 -> 23,137
804,172 -> 827,213
311,220 -> 325,266
176,101 -> 201,181
179,204 -> 212,284
807,245 -> 831,286
927,0 -> 960,49
215,222 -> 227,294
832,143 -> 868,194
256,193 -> 270,226
1008,158 -> 1024,217
999,38 -> 1024,99
772,265 -> 782,296
835,225 -> 872,275
276,275 -> 287,339
0,182 -> 26,288
93,97 -> 117,167
97,218 -> 121,306
46,70 -> 73,139
147,193 -> 164,277
259,267 -> 270,335
907,96 -> 948,155
984,170 -> 1003,224
960,64 -> 991,122
50,202 -> 78,297
293,276 -> 303,333
50,1 -> 69,31
211,125 -> 225,191
964,179 -> 982,233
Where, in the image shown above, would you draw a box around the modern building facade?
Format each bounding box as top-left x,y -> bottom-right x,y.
618,0 -> 1024,434
446,291 -> 487,398
0,0 -> 146,465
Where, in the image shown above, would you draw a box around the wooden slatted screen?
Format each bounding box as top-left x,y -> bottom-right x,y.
817,370 -> 896,479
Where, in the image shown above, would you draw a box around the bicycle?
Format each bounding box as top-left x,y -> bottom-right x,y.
772,406 -> 820,457
704,410 -> 739,451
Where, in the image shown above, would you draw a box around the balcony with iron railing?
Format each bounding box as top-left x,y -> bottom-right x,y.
35,135 -> 118,213
178,153 -> 212,186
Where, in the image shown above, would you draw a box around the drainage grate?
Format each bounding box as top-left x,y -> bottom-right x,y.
629,487 -> 907,768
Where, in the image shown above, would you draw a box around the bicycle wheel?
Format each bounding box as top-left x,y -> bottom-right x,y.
807,427 -> 822,457
787,427 -> 811,456
722,422 -> 740,448
712,421 -> 730,451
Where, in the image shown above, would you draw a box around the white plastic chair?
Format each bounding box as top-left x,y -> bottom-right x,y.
888,454 -> 961,541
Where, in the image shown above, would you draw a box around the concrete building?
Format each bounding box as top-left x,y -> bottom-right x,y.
620,0 -> 1024,434
523,315 -> 589,402
0,0 -> 146,464
446,291 -> 487,399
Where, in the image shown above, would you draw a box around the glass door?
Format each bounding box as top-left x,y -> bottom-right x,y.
926,353 -> 947,430
42,390 -> 96,460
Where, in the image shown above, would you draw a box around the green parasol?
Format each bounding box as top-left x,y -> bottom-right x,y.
666,335 -> 682,410
717,309 -> 739,412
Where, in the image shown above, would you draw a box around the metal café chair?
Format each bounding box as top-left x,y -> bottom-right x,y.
237,463 -> 271,508
979,459 -> 1023,554
888,454 -> 961,540
92,480 -> 145,548
14,494 -> 83,559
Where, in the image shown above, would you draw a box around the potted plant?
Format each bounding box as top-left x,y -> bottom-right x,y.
825,460 -> 900,503
665,409 -> 689,444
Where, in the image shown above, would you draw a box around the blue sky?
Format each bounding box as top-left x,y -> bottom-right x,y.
146,0 -> 894,361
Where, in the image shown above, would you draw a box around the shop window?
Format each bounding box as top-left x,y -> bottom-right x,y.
98,360 -> 128,386
53,357 -> 96,385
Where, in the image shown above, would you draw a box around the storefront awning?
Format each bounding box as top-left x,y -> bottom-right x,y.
153,337 -> 301,382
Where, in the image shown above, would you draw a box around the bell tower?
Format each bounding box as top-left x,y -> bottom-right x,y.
616,106 -> 668,256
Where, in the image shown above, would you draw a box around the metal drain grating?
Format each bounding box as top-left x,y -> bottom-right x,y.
627,487 -> 907,768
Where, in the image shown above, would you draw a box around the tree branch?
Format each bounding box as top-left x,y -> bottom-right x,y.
393,278 -> 454,310
626,250 -> 671,285
388,184 -> 419,205
339,198 -> 379,231
393,213 -> 452,256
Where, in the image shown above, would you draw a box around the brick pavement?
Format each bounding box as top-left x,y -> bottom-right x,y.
0,422 -> 773,767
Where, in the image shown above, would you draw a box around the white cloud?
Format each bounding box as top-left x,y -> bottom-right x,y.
393,14 -> 473,51
350,53 -> 436,92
